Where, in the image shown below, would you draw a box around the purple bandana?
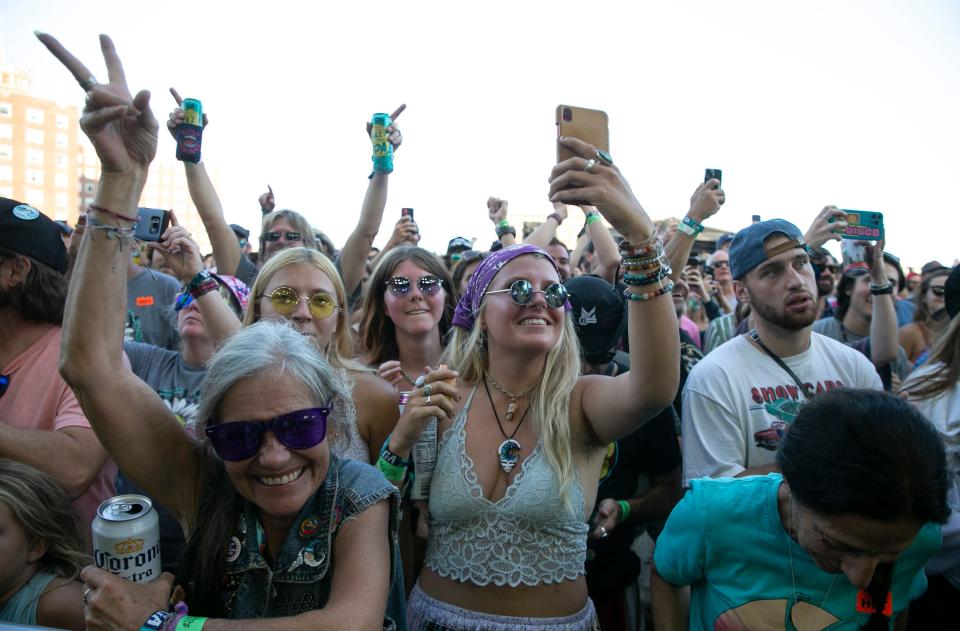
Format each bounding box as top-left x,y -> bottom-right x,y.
451,243 -> 572,330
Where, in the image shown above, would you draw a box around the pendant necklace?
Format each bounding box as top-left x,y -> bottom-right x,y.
485,373 -> 536,422
483,377 -> 532,474
399,369 -> 422,390
786,491 -> 838,626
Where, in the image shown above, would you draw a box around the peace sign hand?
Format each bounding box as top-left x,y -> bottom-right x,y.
36,33 -> 158,175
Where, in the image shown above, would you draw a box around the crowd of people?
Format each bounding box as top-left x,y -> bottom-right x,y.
0,30 -> 957,631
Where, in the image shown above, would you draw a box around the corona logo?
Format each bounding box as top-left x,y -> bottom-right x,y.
114,538 -> 144,555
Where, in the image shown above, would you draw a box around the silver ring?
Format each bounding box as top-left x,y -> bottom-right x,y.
423,383 -> 433,397
79,76 -> 98,91
414,375 -> 426,388
583,159 -> 597,173
596,150 -> 614,166
426,395 -> 433,405
82,586 -> 93,604
599,525 -> 609,538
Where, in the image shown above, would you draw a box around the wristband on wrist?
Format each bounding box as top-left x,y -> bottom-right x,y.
187,270 -> 218,299
174,617 -> 208,631
677,215 -> 705,237
377,455 -> 407,483
547,213 -> 564,225
496,219 -> 511,228
585,211 -> 602,226
869,282 -> 894,295
617,500 -> 631,523
496,225 -> 517,239
380,434 -> 409,468
89,203 -> 139,224
141,610 -> 172,631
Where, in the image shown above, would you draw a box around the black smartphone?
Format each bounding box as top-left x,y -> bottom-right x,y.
134,208 -> 170,242
401,207 -> 414,221
704,168 -> 722,189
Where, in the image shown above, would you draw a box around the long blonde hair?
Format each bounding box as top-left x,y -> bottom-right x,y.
441,260 -> 582,507
243,247 -> 368,373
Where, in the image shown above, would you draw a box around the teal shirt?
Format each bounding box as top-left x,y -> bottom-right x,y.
0,571 -> 56,624
654,474 -> 940,630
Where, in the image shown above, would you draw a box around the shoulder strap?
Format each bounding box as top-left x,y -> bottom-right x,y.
749,330 -> 817,400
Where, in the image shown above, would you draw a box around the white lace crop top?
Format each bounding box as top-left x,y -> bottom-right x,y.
330,368 -> 369,463
424,387 -> 589,587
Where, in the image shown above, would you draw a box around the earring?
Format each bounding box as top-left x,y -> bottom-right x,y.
477,330 -> 486,348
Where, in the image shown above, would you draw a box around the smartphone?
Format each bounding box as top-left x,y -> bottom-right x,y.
401,207 -> 414,221
752,214 -> 761,224
704,168 -> 722,188
830,210 -> 884,241
556,105 -> 609,163
134,208 -> 170,242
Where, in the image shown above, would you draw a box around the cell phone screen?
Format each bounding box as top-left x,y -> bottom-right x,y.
704,168 -> 722,188
401,207 -> 414,220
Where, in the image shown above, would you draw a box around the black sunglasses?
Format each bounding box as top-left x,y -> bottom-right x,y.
263,231 -> 301,242
205,406 -> 331,462
931,285 -> 946,297
485,279 -> 568,309
386,275 -> 443,297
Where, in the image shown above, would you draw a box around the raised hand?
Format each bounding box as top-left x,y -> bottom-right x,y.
36,33 -> 157,175
688,179 -> 725,223
487,197 -> 508,224
166,87 -> 209,140
804,205 -> 848,249
366,104 -> 406,151
259,185 -> 275,213
549,137 -> 652,242
149,211 -> 203,283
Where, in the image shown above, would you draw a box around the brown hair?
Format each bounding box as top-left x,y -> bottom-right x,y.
906,313 -> 960,400
913,268 -> 950,325
259,209 -> 318,262
358,246 -> 455,366
0,247 -> 67,324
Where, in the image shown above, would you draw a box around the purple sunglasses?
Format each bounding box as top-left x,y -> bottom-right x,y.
205,406 -> 331,461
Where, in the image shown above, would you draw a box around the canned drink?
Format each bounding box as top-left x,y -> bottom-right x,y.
92,495 -> 161,583
398,391 -> 411,414
175,98 -> 203,163
370,112 -> 394,174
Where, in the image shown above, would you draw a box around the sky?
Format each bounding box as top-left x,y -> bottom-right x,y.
3,0 -> 959,271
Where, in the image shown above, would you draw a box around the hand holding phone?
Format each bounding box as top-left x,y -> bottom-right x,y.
134,208 -> 171,242
401,207 -> 414,221
829,210 -> 884,241
704,168 -> 722,189
556,105 -> 609,163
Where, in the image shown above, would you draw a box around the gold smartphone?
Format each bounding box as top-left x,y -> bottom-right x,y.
556,105 -> 609,162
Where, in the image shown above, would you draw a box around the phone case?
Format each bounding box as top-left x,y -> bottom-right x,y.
556,105 -> 609,163
835,210 -> 884,241
134,208 -> 170,242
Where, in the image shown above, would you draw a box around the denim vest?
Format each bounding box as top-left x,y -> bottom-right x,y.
218,455 -> 405,629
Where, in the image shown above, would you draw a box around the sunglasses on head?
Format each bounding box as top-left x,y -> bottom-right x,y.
174,283 -> 240,315
205,406 -> 331,461
263,231 -> 301,242
485,279 -> 568,309
264,286 -> 339,319
386,275 -> 443,297
931,285 -> 946,297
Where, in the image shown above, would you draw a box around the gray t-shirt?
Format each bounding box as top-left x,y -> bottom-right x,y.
126,268 -> 181,351
812,316 -> 911,383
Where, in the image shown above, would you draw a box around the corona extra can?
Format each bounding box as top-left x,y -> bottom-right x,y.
370,112 -> 394,174
92,494 -> 161,583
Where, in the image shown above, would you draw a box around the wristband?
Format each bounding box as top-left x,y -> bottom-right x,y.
869,282 -> 894,296
585,211 -> 602,226
617,500 -> 631,523
496,225 -> 517,239
377,455 -> 407,483
187,270 -> 218,299
187,269 -> 213,291
174,617 -> 208,631
497,219 -> 511,229
547,213 -> 564,225
379,434 -> 409,468
677,215 -> 704,237
89,203 -> 139,224
141,610 -> 171,631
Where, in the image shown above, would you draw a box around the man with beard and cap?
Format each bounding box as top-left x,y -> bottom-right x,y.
0,198 -> 116,532
809,247 -> 839,319
681,220 -> 881,484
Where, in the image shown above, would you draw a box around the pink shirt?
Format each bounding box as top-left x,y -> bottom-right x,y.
0,326 -> 116,529
680,315 -> 702,349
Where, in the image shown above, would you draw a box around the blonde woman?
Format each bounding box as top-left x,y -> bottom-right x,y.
244,246 -> 399,464
381,138 -> 680,629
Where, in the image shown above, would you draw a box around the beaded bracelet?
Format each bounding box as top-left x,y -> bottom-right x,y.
617,500 -> 631,523
624,280 -> 674,302
619,232 -> 661,257
89,203 -> 138,224
377,455 -> 407,483
622,255 -> 667,272
622,267 -> 671,285
585,211 -> 602,226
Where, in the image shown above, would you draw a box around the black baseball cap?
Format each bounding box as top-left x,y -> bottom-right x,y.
0,198 -> 67,273
229,223 -> 250,240
564,275 -> 627,360
447,236 -> 472,255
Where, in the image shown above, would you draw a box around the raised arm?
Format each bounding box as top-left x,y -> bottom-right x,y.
167,89 -> 244,279
550,137 -> 680,444
866,241 -> 899,367
39,32 -> 202,518
488,197 -> 517,247
524,201 -> 565,248
666,179 -> 724,281
581,205 -> 620,282
339,105 -> 405,296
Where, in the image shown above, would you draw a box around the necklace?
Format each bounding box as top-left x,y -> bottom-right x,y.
483,378 -> 532,474
786,491 -> 838,624
399,369 -> 420,389
484,373 -> 536,421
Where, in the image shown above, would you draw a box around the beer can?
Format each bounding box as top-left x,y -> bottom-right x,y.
370,112 -> 394,174
92,494 -> 161,583
181,98 -> 203,126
